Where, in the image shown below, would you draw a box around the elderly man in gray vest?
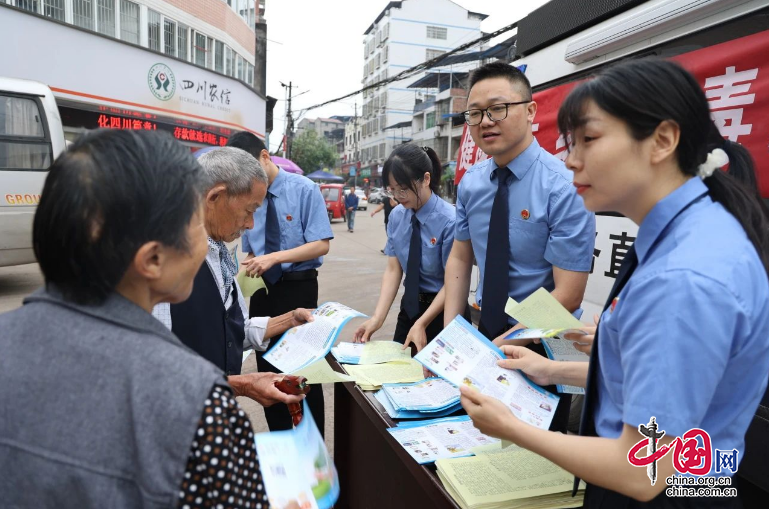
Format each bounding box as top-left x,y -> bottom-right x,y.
153,146 -> 314,406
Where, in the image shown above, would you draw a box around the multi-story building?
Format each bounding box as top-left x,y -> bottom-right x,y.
0,0 -> 269,148
359,0 -> 486,178
341,117 -> 361,176
296,117 -> 345,140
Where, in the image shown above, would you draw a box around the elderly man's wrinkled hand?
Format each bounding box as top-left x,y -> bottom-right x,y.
230,373 -> 305,407
290,308 -> 315,328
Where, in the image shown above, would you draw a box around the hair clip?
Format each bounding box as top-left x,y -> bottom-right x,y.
697,148 -> 729,179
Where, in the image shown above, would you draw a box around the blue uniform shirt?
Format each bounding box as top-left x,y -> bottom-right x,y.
385,192 -> 456,293
594,177 -> 769,473
241,169 -> 334,272
455,138 -> 595,310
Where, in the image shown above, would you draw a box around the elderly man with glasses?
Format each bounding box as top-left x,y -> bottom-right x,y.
442,62 -> 596,434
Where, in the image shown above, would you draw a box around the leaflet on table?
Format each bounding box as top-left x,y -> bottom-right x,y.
387,415 -> 499,464
330,341 -> 411,365
374,390 -> 462,420
505,289 -> 590,395
253,401 -> 339,509
263,302 -> 366,373
344,359 -> 424,390
381,378 -> 460,412
414,316 -> 559,430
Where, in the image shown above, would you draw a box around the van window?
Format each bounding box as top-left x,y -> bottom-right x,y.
323,188 -> 340,201
0,94 -> 52,170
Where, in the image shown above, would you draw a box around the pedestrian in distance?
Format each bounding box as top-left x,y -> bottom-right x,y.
371,195 -> 398,253
345,185 -> 359,232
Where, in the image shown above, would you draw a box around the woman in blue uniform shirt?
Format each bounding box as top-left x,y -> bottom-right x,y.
460,59 -> 769,507
353,145 -> 465,352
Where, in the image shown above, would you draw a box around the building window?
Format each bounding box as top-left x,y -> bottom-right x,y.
43,0 -> 65,21
225,46 -> 234,76
73,0 -> 94,30
206,36 -> 214,69
383,45 -> 389,63
17,1 -> 39,14
215,41 -> 224,73
376,53 -> 381,69
379,143 -> 386,158
164,19 -> 177,56
426,49 -> 446,61
177,24 -> 189,60
147,10 -> 161,51
236,54 -> 244,81
96,0 -> 115,37
383,23 -> 389,40
247,62 -> 254,86
119,0 -> 140,44
194,31 -> 207,67
426,112 -> 435,129
427,26 -> 447,40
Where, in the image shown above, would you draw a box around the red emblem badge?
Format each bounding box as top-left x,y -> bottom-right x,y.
611,297 -> 620,313
521,209 -> 530,220
430,237 -> 437,245
286,215 -> 293,221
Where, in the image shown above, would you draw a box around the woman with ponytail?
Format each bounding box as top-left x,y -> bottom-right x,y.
460,58 -> 769,507
353,144 -> 467,352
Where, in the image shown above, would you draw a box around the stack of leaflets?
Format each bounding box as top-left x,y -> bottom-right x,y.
253,401 -> 340,509
343,358 -> 424,390
374,378 -> 462,419
436,443 -> 585,509
504,288 -> 591,395
331,341 -> 411,365
386,415 -> 500,464
414,316 -> 560,431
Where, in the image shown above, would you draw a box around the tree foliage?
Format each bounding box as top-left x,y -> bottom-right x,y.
290,130 -> 338,174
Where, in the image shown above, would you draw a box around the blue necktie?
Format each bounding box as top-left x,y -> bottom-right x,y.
573,245 -> 637,495
480,166 -> 511,337
214,240 -> 237,296
263,192 -> 283,285
403,213 -> 421,319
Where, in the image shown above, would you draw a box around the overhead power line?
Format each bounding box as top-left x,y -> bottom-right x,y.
300,21 -> 518,114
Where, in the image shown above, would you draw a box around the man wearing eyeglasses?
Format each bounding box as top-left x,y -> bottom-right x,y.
443,62 -> 595,433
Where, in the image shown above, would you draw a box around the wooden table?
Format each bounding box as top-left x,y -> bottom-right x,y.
329,355 -> 461,509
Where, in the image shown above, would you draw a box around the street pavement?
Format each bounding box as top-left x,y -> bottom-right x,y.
0,209 -> 399,458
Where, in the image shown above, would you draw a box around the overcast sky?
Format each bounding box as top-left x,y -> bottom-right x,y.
263,0 -> 550,151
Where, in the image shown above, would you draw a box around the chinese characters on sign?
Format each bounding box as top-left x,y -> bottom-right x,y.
181,80 -> 232,105
97,114 -> 157,131
172,127 -> 227,146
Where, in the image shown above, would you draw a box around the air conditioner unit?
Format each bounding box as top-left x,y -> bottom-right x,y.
564,0 -> 750,64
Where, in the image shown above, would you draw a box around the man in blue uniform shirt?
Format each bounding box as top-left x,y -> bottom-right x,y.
345,186 -> 359,232
230,132 -> 334,435
443,62 -> 595,432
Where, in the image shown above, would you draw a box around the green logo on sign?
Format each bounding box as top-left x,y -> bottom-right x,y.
148,63 -> 176,101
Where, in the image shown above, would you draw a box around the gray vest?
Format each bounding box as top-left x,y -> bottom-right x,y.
0,288 -> 227,508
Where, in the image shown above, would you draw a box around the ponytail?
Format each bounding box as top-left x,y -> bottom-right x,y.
702,139 -> 769,273
422,146 -> 443,197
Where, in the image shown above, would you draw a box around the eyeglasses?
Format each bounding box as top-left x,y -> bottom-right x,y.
384,179 -> 422,198
462,101 -> 531,126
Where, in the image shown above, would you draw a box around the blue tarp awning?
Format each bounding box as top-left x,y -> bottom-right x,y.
306,170 -> 344,182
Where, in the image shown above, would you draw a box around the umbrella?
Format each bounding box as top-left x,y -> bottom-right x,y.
305,170 -> 344,182
272,156 -> 304,175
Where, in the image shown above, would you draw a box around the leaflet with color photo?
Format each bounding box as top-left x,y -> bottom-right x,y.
253,401 -> 339,509
387,415 -> 499,464
331,340 -> 411,365
264,302 -> 366,373
414,316 -> 559,430
436,444 -> 585,509
374,390 -> 462,420
505,289 -> 590,395
381,378 -> 460,412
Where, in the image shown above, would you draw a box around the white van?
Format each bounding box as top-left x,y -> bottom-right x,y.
0,78 -> 66,267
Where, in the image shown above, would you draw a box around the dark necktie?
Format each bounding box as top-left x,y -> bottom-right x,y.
480,166 -> 511,337
403,213 -> 421,319
263,192 -> 283,285
573,244 -> 638,495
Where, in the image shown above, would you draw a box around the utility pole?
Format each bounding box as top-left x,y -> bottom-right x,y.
281,81 -> 294,159
353,100 -> 358,189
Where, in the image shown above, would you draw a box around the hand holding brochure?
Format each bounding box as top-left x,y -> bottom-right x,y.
387,415 -> 500,464
253,401 -> 339,509
264,302 -> 366,373
505,288 -> 590,395
414,316 -> 559,430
